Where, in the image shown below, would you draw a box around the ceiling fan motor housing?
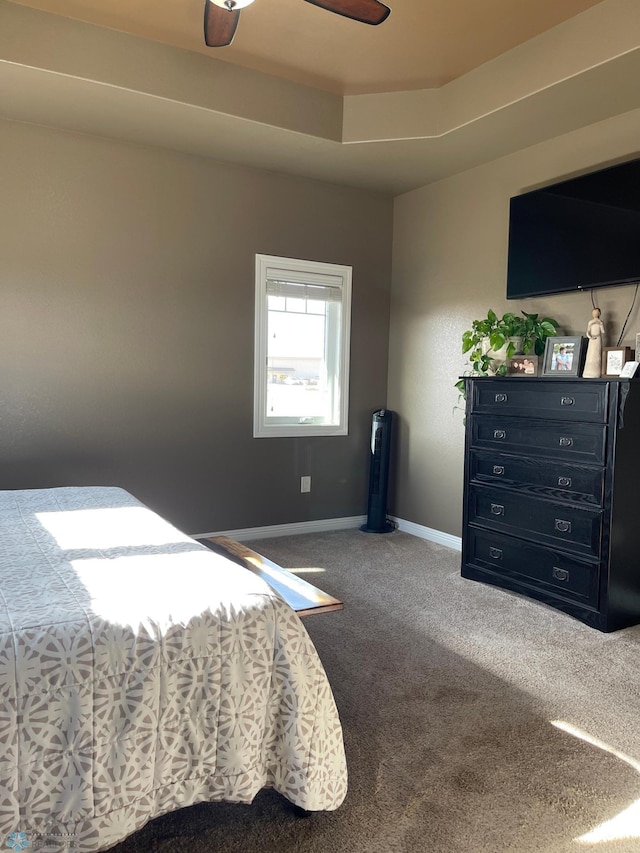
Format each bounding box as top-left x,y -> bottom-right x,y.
209,0 -> 255,10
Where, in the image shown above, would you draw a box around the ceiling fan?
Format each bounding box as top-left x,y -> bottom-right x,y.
204,0 -> 391,48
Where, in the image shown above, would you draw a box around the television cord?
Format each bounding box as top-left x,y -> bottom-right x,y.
616,282 -> 639,347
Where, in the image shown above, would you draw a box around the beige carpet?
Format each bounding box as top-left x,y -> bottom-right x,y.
112,529 -> 640,852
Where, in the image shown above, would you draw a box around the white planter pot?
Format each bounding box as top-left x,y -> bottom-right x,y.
481,336 -> 523,375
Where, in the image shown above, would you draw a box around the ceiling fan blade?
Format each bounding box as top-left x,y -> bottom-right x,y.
204,2 -> 241,47
303,0 -> 390,26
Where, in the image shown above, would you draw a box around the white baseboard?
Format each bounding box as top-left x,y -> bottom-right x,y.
193,515 -> 367,542
192,515 -> 461,551
390,517 -> 462,551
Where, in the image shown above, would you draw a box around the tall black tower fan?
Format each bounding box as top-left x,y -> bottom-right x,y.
361,409 -> 395,534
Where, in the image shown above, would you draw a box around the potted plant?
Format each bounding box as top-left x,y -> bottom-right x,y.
455,309 -> 559,396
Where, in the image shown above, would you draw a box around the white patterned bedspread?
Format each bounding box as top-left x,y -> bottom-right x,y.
0,487 -> 347,852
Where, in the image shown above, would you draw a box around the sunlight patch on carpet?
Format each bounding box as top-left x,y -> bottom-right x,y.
551,720 -> 640,845
288,567 -> 327,575
575,799 -> 640,844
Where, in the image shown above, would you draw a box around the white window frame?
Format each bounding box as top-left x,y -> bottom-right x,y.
254,254 -> 352,438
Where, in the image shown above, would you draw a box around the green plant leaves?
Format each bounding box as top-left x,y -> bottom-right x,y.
489,331 -> 507,351
462,330 -> 475,353
456,308 -> 560,411
458,308 -> 560,382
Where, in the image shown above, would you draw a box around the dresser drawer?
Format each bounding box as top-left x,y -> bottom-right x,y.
465,527 -> 600,609
469,450 -> 604,506
470,379 -> 608,422
470,415 -> 607,465
468,485 -> 602,557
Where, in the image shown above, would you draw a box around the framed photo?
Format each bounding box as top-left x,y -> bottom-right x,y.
602,346 -> 634,378
620,361 -> 639,378
507,355 -> 539,376
635,332 -> 640,362
542,336 -> 586,377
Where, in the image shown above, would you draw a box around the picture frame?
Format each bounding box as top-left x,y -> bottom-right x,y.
542,336 -> 586,377
635,332 -> 640,362
619,361 -> 639,379
507,355 -> 539,376
602,346 -> 634,378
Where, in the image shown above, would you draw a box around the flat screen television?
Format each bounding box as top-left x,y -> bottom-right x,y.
506,157 -> 640,299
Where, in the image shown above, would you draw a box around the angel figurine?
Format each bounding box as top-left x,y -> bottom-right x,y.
582,308 -> 605,378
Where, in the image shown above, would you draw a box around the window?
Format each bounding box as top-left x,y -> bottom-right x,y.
254,254 -> 352,438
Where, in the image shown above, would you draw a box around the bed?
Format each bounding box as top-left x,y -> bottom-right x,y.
0,486 -> 347,852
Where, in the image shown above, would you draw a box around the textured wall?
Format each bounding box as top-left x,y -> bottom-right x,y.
388,108 -> 640,536
0,119 -> 393,533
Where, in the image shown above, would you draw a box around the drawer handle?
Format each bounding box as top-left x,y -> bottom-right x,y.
490,503 -> 505,516
552,567 -> 570,582
558,477 -> 572,487
555,519 -> 572,533
492,465 -> 505,475
494,429 -> 506,440
495,393 -> 508,403
561,396 -> 575,406
559,437 -> 574,447
489,547 -> 503,560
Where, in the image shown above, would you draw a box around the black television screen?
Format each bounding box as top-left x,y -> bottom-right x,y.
506,158 -> 640,299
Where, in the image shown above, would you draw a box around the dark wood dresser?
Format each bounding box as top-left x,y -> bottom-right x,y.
461,376 -> 640,631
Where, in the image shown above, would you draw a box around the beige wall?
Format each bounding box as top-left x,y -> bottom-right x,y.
388,108 -> 640,536
0,119 -> 393,534
5,104 -> 640,540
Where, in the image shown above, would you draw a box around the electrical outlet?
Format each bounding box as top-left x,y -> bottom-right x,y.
300,475 -> 311,493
